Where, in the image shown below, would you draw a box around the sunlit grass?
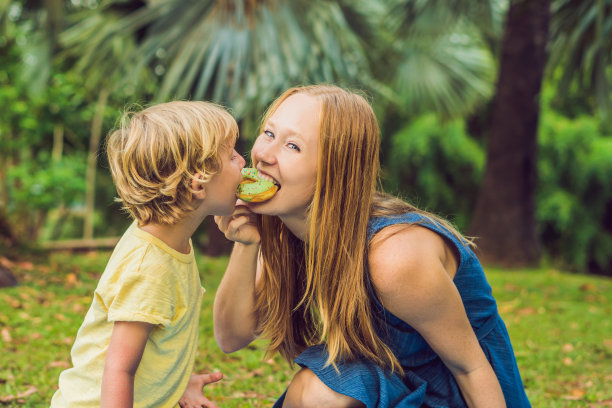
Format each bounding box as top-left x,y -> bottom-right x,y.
0,252 -> 610,407
485,266 -> 612,406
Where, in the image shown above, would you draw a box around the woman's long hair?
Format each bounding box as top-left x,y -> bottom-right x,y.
255,85 -> 471,374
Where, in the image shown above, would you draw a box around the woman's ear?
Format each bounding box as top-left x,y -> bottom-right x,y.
191,173 -> 207,200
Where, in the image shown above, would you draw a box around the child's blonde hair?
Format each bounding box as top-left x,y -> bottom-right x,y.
106,101 -> 238,226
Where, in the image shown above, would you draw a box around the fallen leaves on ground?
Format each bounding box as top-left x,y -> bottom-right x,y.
0,386 -> 37,403
1,327 -> 11,343
48,360 -> 71,369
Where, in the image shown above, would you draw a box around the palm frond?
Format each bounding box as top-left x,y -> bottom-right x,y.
549,0 -> 612,122
389,0 -> 498,118
58,0 -> 380,126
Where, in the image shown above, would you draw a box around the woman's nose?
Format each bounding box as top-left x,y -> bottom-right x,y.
253,143 -> 277,166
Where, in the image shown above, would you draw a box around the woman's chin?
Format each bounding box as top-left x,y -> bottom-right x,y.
245,199 -> 274,214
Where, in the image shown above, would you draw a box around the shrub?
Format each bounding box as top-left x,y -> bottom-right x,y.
383,114 -> 484,230
537,112 -> 612,275
383,110 -> 612,275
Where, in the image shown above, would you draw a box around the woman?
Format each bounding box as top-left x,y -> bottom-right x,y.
213,85 -> 530,407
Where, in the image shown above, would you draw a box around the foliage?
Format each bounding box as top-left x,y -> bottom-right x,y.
6,153 -> 87,240
59,0 -> 380,132
383,114 -> 484,230
382,100 -> 612,276
0,252 -> 610,406
0,30 -> 88,240
0,19 -> 130,242
537,108 -> 612,275
59,2 -> 155,97
548,0 -> 612,128
386,0 -> 500,119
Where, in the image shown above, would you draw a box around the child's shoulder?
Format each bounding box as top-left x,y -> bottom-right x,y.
102,222 -> 193,281
106,226 -> 165,269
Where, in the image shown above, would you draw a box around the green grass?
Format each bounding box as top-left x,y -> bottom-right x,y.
0,251 -> 611,407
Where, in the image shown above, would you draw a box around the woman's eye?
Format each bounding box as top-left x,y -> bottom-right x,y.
287,143 -> 300,152
264,130 -> 274,138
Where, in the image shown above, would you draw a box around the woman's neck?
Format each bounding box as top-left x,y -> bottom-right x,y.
279,213 -> 309,242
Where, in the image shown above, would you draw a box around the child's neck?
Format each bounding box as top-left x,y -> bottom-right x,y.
139,214 -> 203,255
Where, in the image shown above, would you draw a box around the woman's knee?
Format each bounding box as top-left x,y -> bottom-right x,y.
283,368 -> 365,408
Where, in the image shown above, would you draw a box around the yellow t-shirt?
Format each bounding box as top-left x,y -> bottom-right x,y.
50,222 -> 204,408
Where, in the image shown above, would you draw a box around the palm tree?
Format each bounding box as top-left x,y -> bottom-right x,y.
60,0 -> 381,133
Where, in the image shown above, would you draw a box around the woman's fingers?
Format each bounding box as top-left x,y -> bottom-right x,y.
214,204 -> 260,244
215,205 -> 253,230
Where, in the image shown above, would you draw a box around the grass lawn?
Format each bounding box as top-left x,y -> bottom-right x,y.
0,250 -> 610,407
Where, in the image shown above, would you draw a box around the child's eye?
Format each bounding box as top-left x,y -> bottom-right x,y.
287,143 -> 300,152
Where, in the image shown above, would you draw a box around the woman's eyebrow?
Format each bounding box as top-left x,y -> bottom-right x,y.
266,119 -> 302,138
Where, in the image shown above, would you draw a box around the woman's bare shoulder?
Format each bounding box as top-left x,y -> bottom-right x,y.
367,223 -> 462,325
368,224 -> 452,296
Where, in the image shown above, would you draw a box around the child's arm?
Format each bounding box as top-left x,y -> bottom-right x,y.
101,321 -> 153,408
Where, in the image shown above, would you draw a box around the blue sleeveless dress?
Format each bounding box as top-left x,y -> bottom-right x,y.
273,213 -> 531,407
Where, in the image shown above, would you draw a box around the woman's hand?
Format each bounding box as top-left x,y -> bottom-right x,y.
178,372 -> 223,408
214,201 -> 260,245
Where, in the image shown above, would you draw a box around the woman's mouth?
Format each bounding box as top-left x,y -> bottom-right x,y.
257,171 -> 281,190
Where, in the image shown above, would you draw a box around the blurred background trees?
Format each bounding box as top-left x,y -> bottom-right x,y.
0,0 -> 611,276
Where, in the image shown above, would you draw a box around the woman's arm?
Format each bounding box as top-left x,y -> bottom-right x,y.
368,225 -> 506,408
213,204 -> 262,353
101,321 -> 153,408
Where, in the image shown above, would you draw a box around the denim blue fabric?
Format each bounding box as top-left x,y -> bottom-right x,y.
273,213 -> 531,407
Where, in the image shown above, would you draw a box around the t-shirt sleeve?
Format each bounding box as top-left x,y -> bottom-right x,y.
106,261 -> 176,328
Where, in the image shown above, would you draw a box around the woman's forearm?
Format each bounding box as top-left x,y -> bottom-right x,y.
453,364 -> 506,408
213,242 -> 260,352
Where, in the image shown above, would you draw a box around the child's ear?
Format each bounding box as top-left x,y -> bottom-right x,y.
191,173 -> 207,200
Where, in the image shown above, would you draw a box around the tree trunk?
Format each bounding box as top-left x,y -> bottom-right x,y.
468,0 -> 550,266
52,122 -> 64,162
83,88 -> 109,240
0,265 -> 17,288
0,209 -> 17,248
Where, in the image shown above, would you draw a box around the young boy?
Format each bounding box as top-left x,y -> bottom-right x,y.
50,101 -> 245,408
